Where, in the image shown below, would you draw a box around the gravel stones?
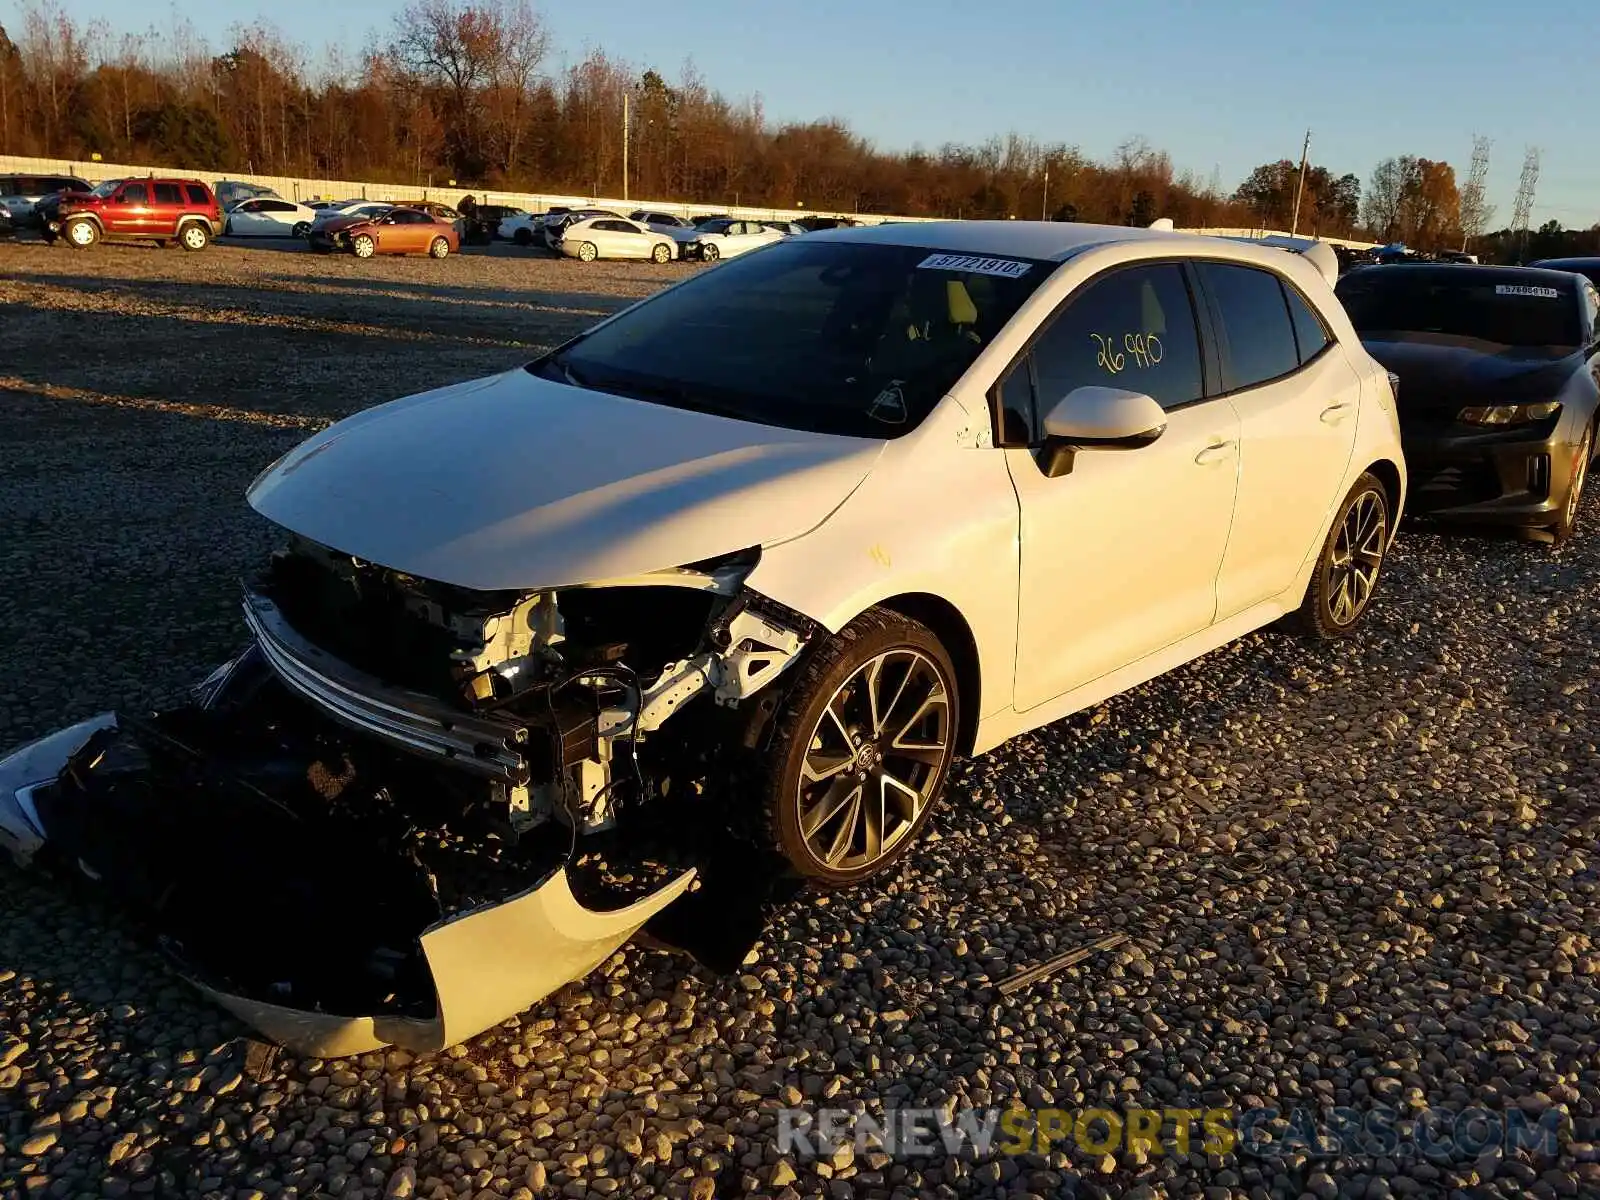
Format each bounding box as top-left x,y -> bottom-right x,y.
2,240 -> 1599,1197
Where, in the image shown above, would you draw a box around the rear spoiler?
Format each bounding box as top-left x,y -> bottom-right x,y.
1221,234 -> 1339,287
1143,220 -> 1341,287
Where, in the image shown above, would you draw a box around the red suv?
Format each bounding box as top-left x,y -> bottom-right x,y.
47,177 -> 223,251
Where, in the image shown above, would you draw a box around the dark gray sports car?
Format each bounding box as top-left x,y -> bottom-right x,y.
1336,264 -> 1600,541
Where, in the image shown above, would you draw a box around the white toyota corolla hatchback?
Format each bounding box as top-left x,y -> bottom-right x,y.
0,222 -> 1405,1054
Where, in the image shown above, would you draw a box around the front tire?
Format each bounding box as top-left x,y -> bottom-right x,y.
428,236 -> 450,259
1552,423 -> 1592,544
576,241 -> 598,262
755,609 -> 959,887
513,228 -> 533,246
292,221 -> 310,238
1293,472 -> 1390,639
65,218 -> 99,248
700,242 -> 720,262
352,234 -> 375,259
651,241 -> 672,263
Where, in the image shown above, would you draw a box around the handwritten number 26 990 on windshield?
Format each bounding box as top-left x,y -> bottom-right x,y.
1093,332 -> 1164,376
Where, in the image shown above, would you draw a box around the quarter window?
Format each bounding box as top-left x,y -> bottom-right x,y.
1284,285 -> 1332,363
184,184 -> 210,205
1197,263 -> 1299,391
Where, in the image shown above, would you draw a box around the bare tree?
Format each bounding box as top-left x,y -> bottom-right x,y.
482,1 -> 547,177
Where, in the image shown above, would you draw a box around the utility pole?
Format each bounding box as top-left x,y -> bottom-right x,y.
1041,168 -> 1049,221
1289,129 -> 1311,236
622,93 -> 630,202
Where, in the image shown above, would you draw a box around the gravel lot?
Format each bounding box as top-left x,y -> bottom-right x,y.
2,236 -> 1598,1200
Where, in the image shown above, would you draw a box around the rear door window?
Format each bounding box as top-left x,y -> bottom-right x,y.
1197,263 -> 1300,391
153,183 -> 182,205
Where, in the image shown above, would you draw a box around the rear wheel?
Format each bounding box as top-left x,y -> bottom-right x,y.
1293,472 -> 1390,639
576,241 -> 598,262
352,234 -> 375,259
178,223 -> 210,251
1553,423 -> 1593,544
754,609 -> 958,887
65,218 -> 99,248
428,236 -> 450,259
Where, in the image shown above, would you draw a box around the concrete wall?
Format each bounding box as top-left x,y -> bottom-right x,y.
0,154 -> 935,226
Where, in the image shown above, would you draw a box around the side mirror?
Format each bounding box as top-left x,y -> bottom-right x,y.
1038,386 -> 1166,478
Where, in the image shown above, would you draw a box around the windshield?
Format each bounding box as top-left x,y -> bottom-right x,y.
533,239 -> 1052,438
90,180 -> 121,198
1338,271 -> 1580,350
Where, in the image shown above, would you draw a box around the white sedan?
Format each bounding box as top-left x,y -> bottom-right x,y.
309,201 -> 393,231
0,221 -> 1405,1056
224,198 -> 320,238
556,216 -> 678,263
674,217 -> 785,261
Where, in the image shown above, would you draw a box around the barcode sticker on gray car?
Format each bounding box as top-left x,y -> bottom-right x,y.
1495,284 -> 1560,298
917,253 -> 1033,278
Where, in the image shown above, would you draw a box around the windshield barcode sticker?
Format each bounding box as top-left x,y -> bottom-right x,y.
918,253 -> 1032,279
1496,284 -> 1560,298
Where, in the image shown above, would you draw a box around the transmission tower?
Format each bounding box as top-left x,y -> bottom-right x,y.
1458,135 -> 1492,251
1510,146 -> 1541,260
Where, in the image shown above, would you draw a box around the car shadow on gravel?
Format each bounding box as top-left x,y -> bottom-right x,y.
4,267 -> 638,326
253,272 -> 638,314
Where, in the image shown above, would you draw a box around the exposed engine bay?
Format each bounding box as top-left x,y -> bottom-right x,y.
0,535 -> 817,1055
253,533 -> 816,836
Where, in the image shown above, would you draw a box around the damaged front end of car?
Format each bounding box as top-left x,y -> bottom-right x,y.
0,535 -> 817,1057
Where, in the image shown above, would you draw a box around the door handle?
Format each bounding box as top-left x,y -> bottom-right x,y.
1320,402 -> 1354,425
1194,439 -> 1237,466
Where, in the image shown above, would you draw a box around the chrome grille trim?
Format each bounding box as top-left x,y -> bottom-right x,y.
242,589 -> 528,782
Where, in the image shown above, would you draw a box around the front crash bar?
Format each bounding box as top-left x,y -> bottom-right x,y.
241,588 -> 530,784
0,714 -> 695,1057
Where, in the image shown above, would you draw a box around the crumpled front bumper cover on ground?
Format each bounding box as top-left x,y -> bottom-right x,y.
0,715 -> 696,1058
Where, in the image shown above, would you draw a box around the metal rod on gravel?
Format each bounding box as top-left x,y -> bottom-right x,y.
996,933 -> 1132,997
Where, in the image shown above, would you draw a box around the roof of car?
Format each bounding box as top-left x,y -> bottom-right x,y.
815,219 -> 1272,262
1340,263 -> 1581,289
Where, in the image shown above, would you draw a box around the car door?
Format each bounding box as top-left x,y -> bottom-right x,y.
614,219 -> 655,257
110,181 -> 150,235
150,182 -> 184,235
230,199 -> 265,235
1196,262 -> 1361,620
256,199 -> 297,234
1000,261 -> 1241,712
585,220 -> 622,256
397,210 -> 433,252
